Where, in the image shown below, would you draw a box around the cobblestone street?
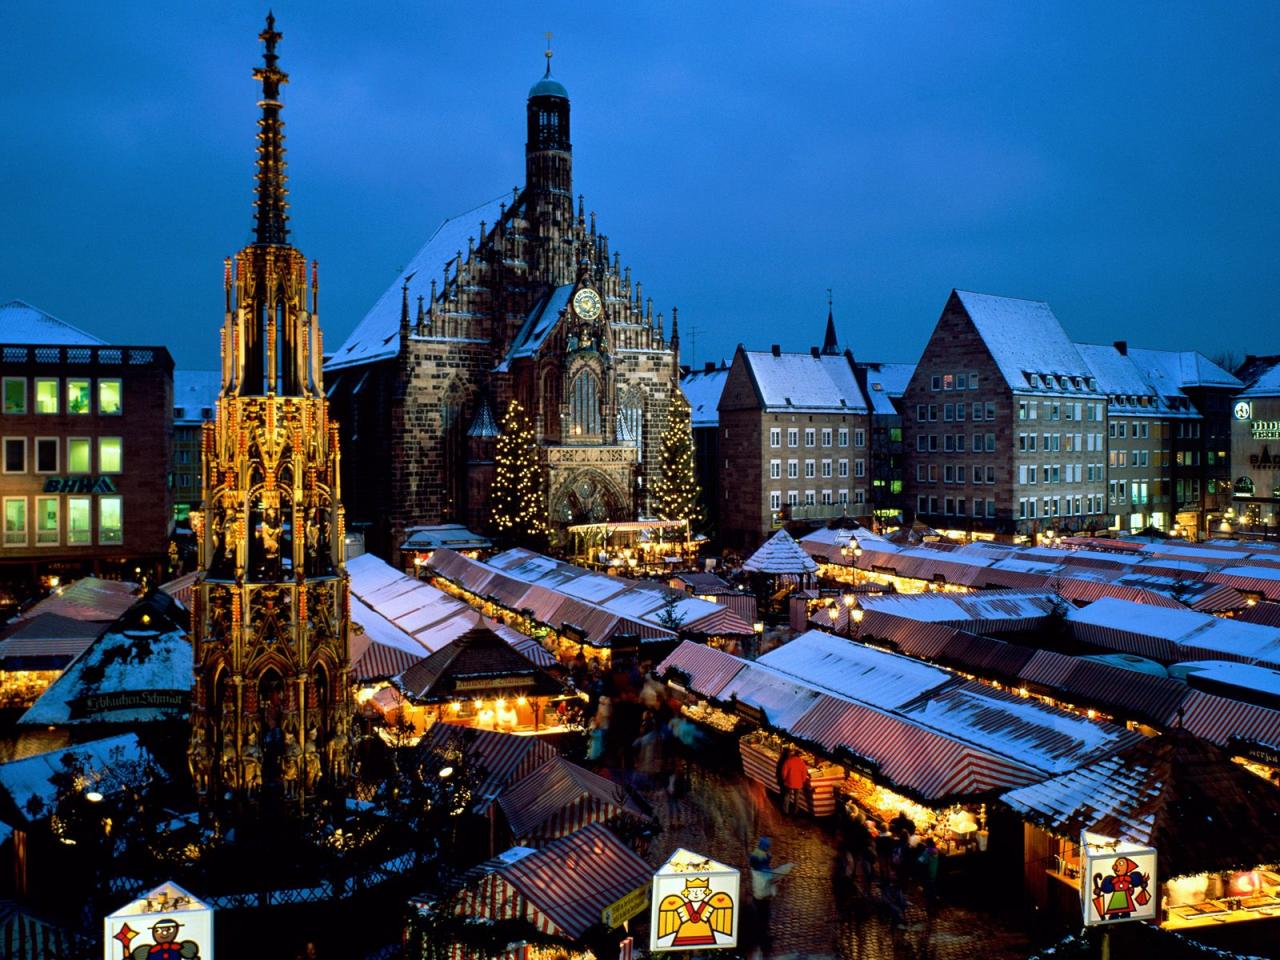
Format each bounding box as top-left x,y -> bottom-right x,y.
640,766 -> 1038,960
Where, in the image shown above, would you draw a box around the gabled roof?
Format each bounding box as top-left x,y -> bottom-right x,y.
395,625 -> 568,703
497,755 -> 649,841
503,284 -> 574,365
743,529 -> 819,575
1002,729 -> 1280,878
1125,347 -> 1241,405
173,370 -> 222,424
738,350 -> 868,414
326,195 -> 508,371
0,300 -> 105,346
952,290 -> 1096,393
861,361 -> 915,415
680,364 -> 729,427
1236,355 -> 1280,398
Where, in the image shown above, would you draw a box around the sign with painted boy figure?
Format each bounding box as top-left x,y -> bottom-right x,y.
104,881 -> 212,960
650,848 -> 738,952
1080,831 -> 1157,926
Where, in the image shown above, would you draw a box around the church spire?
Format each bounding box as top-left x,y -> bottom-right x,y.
821,288 -> 839,355
252,11 -> 290,245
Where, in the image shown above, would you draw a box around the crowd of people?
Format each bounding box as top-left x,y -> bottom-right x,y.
832,806 -> 942,927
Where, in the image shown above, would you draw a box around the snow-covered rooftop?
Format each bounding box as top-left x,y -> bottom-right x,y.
0,734 -> 151,824
326,195 -> 507,371
504,285 -> 574,364
740,351 -> 868,413
681,365 -> 729,427
0,300 -> 105,347
856,590 -> 1054,624
861,361 -> 914,415
173,370 -> 221,424
1128,347 -> 1242,392
953,290 -> 1096,393
1238,356 -> 1280,398
743,529 -> 819,575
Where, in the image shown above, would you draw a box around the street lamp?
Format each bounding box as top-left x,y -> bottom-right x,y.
850,606 -> 864,639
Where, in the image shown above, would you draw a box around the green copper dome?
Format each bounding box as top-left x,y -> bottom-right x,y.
529,72 -> 568,99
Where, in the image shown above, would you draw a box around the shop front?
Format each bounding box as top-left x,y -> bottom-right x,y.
1231,394 -> 1280,529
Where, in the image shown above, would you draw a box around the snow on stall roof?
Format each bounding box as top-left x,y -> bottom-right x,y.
681,366 -> 730,427
856,590 -> 1054,624
742,351 -> 868,413
898,682 -> 1138,775
758,630 -> 954,710
0,300 -> 106,346
639,594 -> 721,628
1068,597 -> 1210,640
952,290 -> 1095,390
325,195 -> 508,371
0,734 -> 150,823
1175,660 -> 1280,698
717,663 -> 824,729
743,529 -> 818,575
557,573 -> 631,604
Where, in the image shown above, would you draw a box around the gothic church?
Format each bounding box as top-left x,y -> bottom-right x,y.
325,50 -> 682,562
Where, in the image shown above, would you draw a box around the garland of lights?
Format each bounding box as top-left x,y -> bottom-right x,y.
651,392 -> 701,525
491,399 -> 550,544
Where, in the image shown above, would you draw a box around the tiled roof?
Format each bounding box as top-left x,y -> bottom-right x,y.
952,290 -> 1096,393
681,365 -> 729,427
741,351 -> 869,413
395,625 -> 567,703
326,195 -> 508,371
0,300 -> 105,346
173,370 -> 221,424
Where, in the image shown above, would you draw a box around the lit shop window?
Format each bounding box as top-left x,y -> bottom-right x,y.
3,377 -> 26,414
35,378 -> 59,414
67,497 -> 92,545
35,496 -> 59,545
98,379 -> 123,415
3,498 -> 27,546
67,379 -> 91,414
99,437 -> 123,474
99,496 -> 123,545
68,438 -> 91,474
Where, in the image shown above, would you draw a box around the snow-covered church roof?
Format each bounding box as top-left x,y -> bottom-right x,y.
0,300 -> 105,347
326,195 -> 507,371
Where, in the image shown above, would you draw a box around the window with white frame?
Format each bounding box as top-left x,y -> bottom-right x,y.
821,428 -> 832,447
821,459 -> 832,478
854,459 -> 865,479
804,428 -> 816,447
853,429 -> 865,448
787,428 -> 799,447
787,459 -> 798,479
3,437 -> 26,474
67,496 -> 91,545
3,378 -> 27,415
839,459 -> 849,478
35,437 -> 58,473
770,428 -> 781,448
804,459 -> 816,479
35,496 -> 58,546
99,495 -> 123,544
770,491 -> 781,510
4,497 -> 28,545
838,428 -> 849,447
769,459 -> 781,479
804,490 -> 816,506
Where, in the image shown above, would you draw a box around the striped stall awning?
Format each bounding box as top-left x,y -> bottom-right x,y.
714,592 -> 758,625
791,694 -> 1042,801
859,615 -> 960,660
455,822 -> 651,940
0,901 -> 73,960
656,640 -> 745,697
682,604 -> 755,638
351,640 -> 424,683
1177,689 -> 1280,751
498,757 -> 648,842
1071,621 -> 1181,663
1054,580 -> 1182,609
1018,649 -> 1079,689
418,723 -> 557,813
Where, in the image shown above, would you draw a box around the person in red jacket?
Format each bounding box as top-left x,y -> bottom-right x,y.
780,750 -> 809,815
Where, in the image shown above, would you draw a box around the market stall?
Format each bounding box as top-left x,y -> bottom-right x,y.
1003,729 -> 1280,930
738,730 -> 847,817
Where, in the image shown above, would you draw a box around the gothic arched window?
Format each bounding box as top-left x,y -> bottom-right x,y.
569,369 -> 601,439
618,386 -> 644,461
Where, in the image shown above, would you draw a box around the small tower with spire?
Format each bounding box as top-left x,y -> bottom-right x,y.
525,32 -> 574,286
821,289 -> 840,356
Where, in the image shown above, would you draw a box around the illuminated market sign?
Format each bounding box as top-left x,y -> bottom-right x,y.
1080,831 -> 1157,927
43,475 -> 118,494
452,675 -> 534,692
1251,421 -> 1280,441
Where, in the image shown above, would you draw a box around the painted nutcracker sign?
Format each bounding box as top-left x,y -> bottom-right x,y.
650,848 -> 739,952
1080,831 -> 1157,926
104,881 -> 213,960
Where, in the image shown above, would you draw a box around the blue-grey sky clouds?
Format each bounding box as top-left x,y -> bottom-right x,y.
1,1 -> 1276,369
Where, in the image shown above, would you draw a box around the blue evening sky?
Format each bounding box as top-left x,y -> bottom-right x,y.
1,1 -> 1276,371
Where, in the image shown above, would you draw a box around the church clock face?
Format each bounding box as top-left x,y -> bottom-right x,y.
573,287 -> 602,321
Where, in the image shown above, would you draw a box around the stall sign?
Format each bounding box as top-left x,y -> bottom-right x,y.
105,881 -> 212,959
602,881 -> 651,928
650,848 -> 738,952
1080,831 -> 1157,927
453,676 -> 532,692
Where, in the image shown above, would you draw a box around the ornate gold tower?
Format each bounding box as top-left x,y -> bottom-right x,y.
189,15 -> 351,804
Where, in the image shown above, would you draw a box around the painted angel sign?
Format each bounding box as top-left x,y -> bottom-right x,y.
650,848 -> 739,952
104,881 -> 213,960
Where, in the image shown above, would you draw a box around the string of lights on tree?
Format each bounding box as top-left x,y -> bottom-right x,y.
491,399 -> 550,545
652,392 -> 701,525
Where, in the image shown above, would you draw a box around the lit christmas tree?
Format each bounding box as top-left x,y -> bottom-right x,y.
653,392 -> 701,525
491,399 -> 550,547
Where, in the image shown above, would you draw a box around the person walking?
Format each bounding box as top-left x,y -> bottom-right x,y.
779,750 -> 809,815
918,837 -> 941,912
749,837 -> 776,959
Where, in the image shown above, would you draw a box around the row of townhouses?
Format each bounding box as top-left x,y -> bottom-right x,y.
691,289 -> 1273,553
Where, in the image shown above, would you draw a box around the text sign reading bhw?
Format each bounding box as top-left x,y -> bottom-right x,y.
44,475 -> 118,494
1080,831 -> 1157,927
105,881 -> 212,960
650,848 -> 739,952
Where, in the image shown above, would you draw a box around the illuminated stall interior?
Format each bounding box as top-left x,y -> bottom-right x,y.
563,518 -> 694,572
389,625 -> 574,736
1004,729 -> 1280,929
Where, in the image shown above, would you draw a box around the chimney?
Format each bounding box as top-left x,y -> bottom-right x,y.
704,361 -> 715,374
1114,340 -> 1128,356
810,346 -> 821,359
771,344 -> 781,357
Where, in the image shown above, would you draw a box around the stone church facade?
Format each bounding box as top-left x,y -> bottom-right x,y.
326,56 -> 681,563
